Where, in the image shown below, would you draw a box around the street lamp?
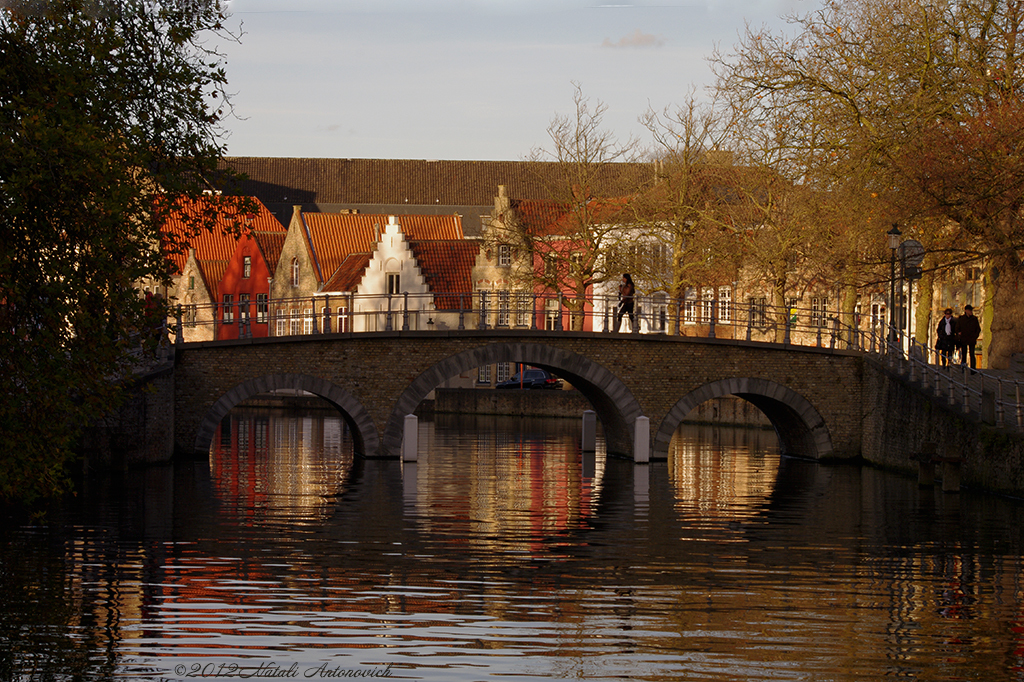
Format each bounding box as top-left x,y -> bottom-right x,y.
887,223 -> 902,346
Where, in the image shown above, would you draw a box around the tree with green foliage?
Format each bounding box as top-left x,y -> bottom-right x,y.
0,0 -> 250,504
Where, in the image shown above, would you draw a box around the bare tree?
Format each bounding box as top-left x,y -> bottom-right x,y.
712,0 -> 1024,366
503,83 -> 641,330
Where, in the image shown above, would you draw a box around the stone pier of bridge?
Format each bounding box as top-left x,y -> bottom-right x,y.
172,330 -> 868,463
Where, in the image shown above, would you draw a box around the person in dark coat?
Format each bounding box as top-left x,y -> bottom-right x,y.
956,304 -> 981,369
613,273 -> 635,332
936,308 -> 956,366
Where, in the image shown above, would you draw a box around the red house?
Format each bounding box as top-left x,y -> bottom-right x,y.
216,208 -> 288,340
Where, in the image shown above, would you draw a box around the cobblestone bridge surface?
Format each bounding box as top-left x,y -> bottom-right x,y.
173,329 -> 867,462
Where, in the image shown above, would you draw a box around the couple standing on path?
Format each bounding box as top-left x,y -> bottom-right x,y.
936,305 -> 981,369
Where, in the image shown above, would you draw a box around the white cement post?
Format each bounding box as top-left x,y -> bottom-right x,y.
402,414 -> 419,462
633,416 -> 650,464
581,410 -> 596,452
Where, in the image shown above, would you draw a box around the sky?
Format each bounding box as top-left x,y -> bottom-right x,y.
217,0 -> 808,161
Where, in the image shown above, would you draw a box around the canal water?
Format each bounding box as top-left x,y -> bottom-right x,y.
4,407 -> 1024,681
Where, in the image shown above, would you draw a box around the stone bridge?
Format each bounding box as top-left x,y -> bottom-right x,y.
173,329 -> 869,462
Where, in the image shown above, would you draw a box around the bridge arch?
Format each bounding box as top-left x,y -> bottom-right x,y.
192,373 -> 379,457
652,377 -> 834,461
381,342 -> 644,457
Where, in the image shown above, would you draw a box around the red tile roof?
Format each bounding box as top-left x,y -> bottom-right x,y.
322,253 -> 372,293
253,231 -> 288,274
302,213 -> 463,286
161,196 -> 285,276
408,240 -> 480,308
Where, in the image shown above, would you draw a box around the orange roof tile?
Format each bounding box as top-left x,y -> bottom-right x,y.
322,253 -> 372,293
161,196 -> 285,276
302,213 -> 463,287
408,240 -> 480,308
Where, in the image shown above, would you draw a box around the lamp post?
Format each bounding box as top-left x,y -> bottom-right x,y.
887,223 -> 902,347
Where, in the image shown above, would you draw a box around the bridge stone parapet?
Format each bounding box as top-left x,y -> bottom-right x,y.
172,329 -> 868,463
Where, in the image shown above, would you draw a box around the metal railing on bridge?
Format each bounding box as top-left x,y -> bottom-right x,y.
165,290 -> 1024,432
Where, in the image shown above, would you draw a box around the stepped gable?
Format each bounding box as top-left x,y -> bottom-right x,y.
302,212 -> 464,291
216,157 -> 653,205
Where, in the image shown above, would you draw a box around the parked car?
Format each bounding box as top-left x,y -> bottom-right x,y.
496,368 -> 563,390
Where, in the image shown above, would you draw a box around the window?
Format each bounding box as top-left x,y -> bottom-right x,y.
544,298 -> 559,330
811,297 -> 829,327
387,273 -> 401,295
515,292 -> 531,327
185,304 -> 197,328
683,288 -> 697,325
497,290 -> 510,327
256,294 -> 268,323
478,290 -> 489,328
497,244 -> 511,267
222,294 -> 233,323
544,255 -> 557,279
239,293 -> 250,322
291,258 -> 299,286
700,287 -> 714,324
303,308 -> 313,335
749,297 -> 767,328
289,309 -> 302,336
497,362 -> 511,383
243,256 -> 251,279
337,306 -> 349,333
188,275 -> 195,291
718,286 -> 732,324
477,364 -> 491,384
276,313 -> 287,337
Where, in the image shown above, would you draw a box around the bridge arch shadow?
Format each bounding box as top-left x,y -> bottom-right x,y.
381,342 -> 644,458
653,378 -> 834,461
193,373 -> 379,457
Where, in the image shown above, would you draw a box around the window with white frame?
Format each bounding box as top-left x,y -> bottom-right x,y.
289,309 -> 302,336
185,304 -> 197,328
478,290 -> 490,327
243,255 -> 251,279
700,287 -> 714,324
239,293 -> 250,322
545,298 -> 559,330
514,292 -> 531,327
811,297 -> 829,327
276,312 -> 287,337
497,290 -> 510,327
222,294 -> 234,323
387,272 -> 401,295
477,364 -> 491,384
337,305 -> 349,333
497,362 -> 512,383
683,288 -> 697,325
497,244 -> 511,267
303,308 -> 313,334
718,286 -> 732,323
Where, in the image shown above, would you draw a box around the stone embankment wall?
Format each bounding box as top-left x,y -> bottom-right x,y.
80,362 -> 176,469
861,360 -> 1024,496
432,388 -> 770,427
